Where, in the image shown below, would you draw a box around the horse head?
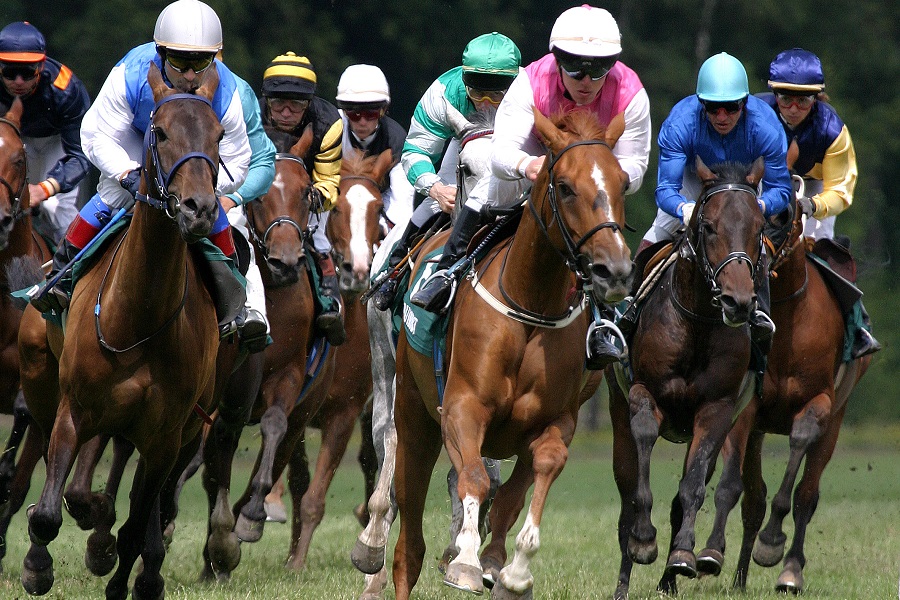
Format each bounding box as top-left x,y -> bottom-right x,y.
330,148 -> 392,293
248,125 -> 314,286
0,98 -> 27,250
531,108 -> 633,304
687,156 -> 766,326
145,62 -> 223,243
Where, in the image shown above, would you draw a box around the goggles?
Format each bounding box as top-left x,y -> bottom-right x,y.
701,99 -> 744,115
465,86 -> 505,105
346,108 -> 383,122
164,52 -> 215,74
268,98 -> 310,114
774,92 -> 816,110
0,62 -> 41,81
554,52 -> 617,82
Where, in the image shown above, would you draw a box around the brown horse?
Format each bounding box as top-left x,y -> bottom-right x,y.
17,63 -> 227,600
607,158 -> 767,599
0,97 -> 51,572
695,196 -> 871,593
226,126 -> 337,573
391,109 -> 631,599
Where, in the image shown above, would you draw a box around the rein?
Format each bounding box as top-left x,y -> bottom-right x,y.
0,117 -> 28,221
246,153 -> 311,259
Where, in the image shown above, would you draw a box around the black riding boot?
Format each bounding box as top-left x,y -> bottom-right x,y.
29,239 -> 81,313
851,301 -> 882,359
586,305 -> 625,370
749,269 -> 775,355
372,220 -> 419,311
316,254 -> 346,345
410,206 -> 482,314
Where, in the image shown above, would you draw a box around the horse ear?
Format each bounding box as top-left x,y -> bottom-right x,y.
148,62 -> 170,102
786,139 -> 800,171
195,62 -> 219,103
290,124 -> 314,157
747,156 -> 766,187
372,148 -> 394,181
695,155 -> 715,183
604,112 -> 626,148
532,107 -> 564,151
2,97 -> 23,128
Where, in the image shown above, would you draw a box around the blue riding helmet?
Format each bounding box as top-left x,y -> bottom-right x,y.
696,52 -> 749,102
0,21 -> 46,63
768,48 -> 825,93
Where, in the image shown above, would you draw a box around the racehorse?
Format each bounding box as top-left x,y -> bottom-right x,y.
391,109 -> 631,600
0,97 -> 51,572
353,109 -> 504,599
225,125 -> 337,573
695,195 -> 871,593
17,63 -> 228,600
607,157 -> 767,600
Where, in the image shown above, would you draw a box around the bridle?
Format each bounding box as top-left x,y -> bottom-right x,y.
0,117 -> 28,222
246,152 -> 312,261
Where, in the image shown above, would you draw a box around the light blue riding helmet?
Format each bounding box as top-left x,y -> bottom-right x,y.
696,52 -> 749,102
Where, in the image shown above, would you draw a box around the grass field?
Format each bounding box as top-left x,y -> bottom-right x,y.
0,416 -> 898,599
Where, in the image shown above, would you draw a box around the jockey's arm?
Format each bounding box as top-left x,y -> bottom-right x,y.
811,125 -> 856,219
758,130 -> 792,217
216,89 -> 251,197
613,88 -> 652,195
654,123 -> 692,219
223,76 -> 275,208
311,118 -> 343,211
401,78 -> 458,195
45,75 -> 92,195
490,72 -> 542,181
80,63 -> 141,185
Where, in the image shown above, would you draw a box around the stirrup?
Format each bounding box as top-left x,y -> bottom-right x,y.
750,310 -> 776,341
410,268 -> 458,314
28,283 -> 69,314
585,318 -> 628,370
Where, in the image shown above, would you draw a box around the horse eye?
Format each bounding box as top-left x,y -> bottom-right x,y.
558,182 -> 575,198
155,127 -> 168,142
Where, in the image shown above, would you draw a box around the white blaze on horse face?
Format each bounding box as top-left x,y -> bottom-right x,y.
346,183 -> 377,278
591,162 -> 628,253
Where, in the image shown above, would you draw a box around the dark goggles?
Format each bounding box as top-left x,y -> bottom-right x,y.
164,52 -> 215,74
774,92 -> 816,109
346,108 -> 383,122
553,50 -> 618,81
0,62 -> 41,81
701,99 -> 744,114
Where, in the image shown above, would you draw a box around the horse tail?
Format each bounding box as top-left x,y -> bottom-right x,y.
6,255 -> 44,311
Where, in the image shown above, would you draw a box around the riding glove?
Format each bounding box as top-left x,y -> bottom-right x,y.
119,168 -> 142,199
798,196 -> 815,218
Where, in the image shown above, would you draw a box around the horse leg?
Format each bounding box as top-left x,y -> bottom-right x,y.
359,567 -> 389,600
440,458 -> 501,574
776,401 -> 844,595
626,384 -> 661,564
84,436 -> 135,577
0,418 -> 41,574
284,432 -> 311,569
392,349 -> 442,600
63,434 -> 110,529
733,429 -> 767,590
480,458 -> 533,589
352,419 -> 396,574
0,391 -> 30,511
264,476 -> 287,523
356,399 -> 378,527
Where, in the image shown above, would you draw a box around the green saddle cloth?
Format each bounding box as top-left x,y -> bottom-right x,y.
390,247 -> 451,358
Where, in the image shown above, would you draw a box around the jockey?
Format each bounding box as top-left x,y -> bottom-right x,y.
640,51 -> 793,348
29,0 -> 265,349
336,63 -> 414,228
410,5 -> 652,370
259,51 -> 346,345
0,21 -> 91,243
372,31 -> 522,311
760,48 -> 880,358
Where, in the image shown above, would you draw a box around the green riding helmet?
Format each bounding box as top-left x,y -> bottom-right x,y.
696,52 -> 749,102
461,32 -> 521,92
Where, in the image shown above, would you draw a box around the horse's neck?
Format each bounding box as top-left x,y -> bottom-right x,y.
502,206 -> 575,312
0,215 -> 35,262
772,239 -> 807,297
672,253 -> 719,315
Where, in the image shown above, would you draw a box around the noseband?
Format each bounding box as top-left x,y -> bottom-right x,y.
247,153 -> 311,260
529,139 -> 623,283
683,182 -> 764,306
0,117 -> 28,221
139,93 -> 223,218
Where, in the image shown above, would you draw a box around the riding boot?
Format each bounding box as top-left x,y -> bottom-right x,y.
586,305 -> 625,370
372,220 -> 419,312
851,301 -> 882,359
316,254 -> 346,346
749,269 -> 776,355
410,206 -> 482,313
212,253 -> 249,340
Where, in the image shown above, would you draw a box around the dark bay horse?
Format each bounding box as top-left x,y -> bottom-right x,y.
696,196 -> 871,593
225,125 -> 337,574
391,109 -> 631,599
607,157 -> 767,599
17,63 -> 226,600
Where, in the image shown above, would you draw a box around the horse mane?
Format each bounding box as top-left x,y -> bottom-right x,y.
461,107 -> 496,139
264,125 -> 301,154
342,149 -> 388,188
551,110 -> 608,142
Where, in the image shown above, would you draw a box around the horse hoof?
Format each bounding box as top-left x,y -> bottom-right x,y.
21,563 -> 54,596
666,549 -> 697,578
776,563 -> 804,594
696,548 -> 724,577
234,513 -> 264,543
752,537 -> 784,567
491,580 -> 533,599
628,535 -> 658,565
264,500 -> 287,524
208,531 -> 241,574
85,531 -> 117,576
351,540 -> 385,574
480,555 -> 504,590
444,561 -> 484,595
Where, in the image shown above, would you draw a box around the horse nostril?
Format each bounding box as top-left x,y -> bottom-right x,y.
591,263 -> 612,281
181,197 -> 198,216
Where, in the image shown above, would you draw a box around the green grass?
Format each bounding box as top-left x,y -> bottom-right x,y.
1,418 -> 899,599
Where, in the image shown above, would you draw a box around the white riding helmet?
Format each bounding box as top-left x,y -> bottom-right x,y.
549,5 -> 622,58
154,0 -> 223,53
335,64 -> 390,105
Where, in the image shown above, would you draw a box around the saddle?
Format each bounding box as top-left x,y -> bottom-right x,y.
806,237 -> 863,316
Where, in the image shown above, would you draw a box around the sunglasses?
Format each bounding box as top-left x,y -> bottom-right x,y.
164,53 -> 215,74
346,108 -> 383,122
702,99 -> 744,114
465,87 -> 505,105
268,98 -> 310,114
774,92 -> 816,110
555,53 -> 617,82
0,63 -> 41,81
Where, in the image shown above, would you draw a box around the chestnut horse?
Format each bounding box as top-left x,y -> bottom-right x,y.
391,109 -> 631,599
17,64 -> 227,600
0,97 -> 51,572
225,126 -> 337,573
607,158 -> 767,600
695,195 -> 871,593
